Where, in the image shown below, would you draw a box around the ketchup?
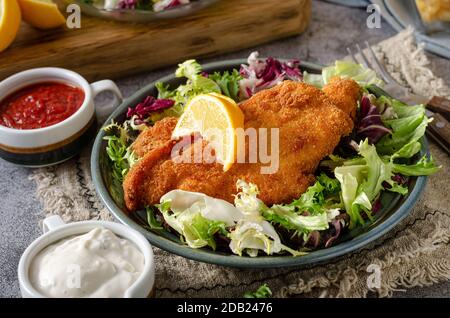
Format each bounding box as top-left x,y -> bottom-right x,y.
0,82 -> 85,130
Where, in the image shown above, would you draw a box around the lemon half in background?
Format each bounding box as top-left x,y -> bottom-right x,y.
18,0 -> 65,29
0,0 -> 21,53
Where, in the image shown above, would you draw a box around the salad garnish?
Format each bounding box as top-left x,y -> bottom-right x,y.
103,52 -> 440,257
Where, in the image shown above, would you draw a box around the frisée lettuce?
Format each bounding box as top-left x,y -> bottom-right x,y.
262,173 -> 341,236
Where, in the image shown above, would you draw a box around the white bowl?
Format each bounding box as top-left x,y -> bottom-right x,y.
18,215 -> 155,298
0,68 -> 123,167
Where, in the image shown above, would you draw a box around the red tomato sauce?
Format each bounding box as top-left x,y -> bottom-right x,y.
0,82 -> 85,130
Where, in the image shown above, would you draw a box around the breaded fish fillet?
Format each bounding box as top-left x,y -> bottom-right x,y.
123,79 -> 361,212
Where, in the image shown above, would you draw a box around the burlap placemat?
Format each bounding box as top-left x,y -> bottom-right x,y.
29,29 -> 450,298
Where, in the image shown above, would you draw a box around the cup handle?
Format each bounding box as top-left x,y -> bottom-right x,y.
90,80 -> 123,122
42,215 -> 66,234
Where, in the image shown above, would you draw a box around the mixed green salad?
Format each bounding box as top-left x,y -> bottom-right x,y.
83,0 -> 193,11
103,52 -> 440,257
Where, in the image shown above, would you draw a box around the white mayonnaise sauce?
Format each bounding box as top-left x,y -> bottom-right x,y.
30,227 -> 144,298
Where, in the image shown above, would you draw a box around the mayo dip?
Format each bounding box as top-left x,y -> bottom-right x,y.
29,227 -> 144,298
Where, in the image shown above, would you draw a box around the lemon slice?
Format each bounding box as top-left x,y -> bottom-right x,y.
172,93 -> 244,171
208,92 -> 239,106
18,0 -> 65,29
0,0 -> 21,53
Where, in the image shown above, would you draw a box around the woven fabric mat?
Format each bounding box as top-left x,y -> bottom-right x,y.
29,29 -> 450,298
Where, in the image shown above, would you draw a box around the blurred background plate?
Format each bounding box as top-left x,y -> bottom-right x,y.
323,0 -> 369,8
371,0 -> 450,59
73,0 -> 219,23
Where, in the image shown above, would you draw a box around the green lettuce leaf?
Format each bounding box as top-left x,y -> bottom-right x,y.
392,155 -> 440,176
154,187 -> 306,256
304,60 -> 384,88
288,180 -> 325,214
230,181 -> 307,257
261,173 -> 341,234
302,72 -> 324,88
334,165 -> 366,227
175,59 -> 202,80
335,139 -> 393,228
375,96 -> 430,158
387,182 -> 408,195
146,206 -> 163,230
157,199 -> 228,250
334,138 -> 440,228
317,172 -> 341,196
103,121 -> 138,183
262,205 -> 333,232
209,69 -> 243,101
359,138 -> 393,201
154,59 -> 221,117
244,284 -> 272,298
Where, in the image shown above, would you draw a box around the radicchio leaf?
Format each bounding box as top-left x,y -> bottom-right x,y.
357,96 -> 392,144
127,96 -> 175,121
324,220 -> 342,248
371,196 -> 382,214
118,0 -> 137,9
392,174 -> 408,185
239,52 -> 302,99
305,231 -> 321,249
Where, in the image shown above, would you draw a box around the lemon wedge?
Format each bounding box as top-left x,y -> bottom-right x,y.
0,0 -> 21,52
18,0 -> 65,29
208,92 -> 239,106
172,93 -> 244,171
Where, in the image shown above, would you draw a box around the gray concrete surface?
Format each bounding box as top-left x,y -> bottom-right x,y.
1,0 -> 449,298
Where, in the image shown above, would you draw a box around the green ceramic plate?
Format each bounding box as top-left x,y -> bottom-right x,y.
91,59 -> 428,268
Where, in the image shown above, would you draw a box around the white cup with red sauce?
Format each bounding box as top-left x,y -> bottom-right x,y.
0,68 -> 123,167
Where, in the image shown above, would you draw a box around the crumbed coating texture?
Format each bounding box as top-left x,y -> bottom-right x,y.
123,79 -> 360,212
322,77 -> 361,120
131,117 -> 178,158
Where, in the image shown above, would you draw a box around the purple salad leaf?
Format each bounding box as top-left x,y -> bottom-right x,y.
127,96 -> 175,121
305,230 -> 321,249
371,196 -> 382,214
324,219 -> 342,248
118,0 -> 137,9
239,52 -> 302,99
357,96 -> 392,144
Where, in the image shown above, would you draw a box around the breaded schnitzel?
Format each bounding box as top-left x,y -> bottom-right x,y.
123,79 -> 361,212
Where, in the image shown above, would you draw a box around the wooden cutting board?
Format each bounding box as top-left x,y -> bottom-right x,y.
1,0 -> 311,82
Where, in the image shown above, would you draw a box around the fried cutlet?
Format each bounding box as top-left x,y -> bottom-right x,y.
123,79 -> 361,211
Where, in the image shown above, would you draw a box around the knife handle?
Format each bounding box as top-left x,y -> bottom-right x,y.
427,96 -> 450,121
427,112 -> 450,155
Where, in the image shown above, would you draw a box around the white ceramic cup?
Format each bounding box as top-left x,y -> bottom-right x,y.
0,68 -> 123,166
18,215 -> 155,298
